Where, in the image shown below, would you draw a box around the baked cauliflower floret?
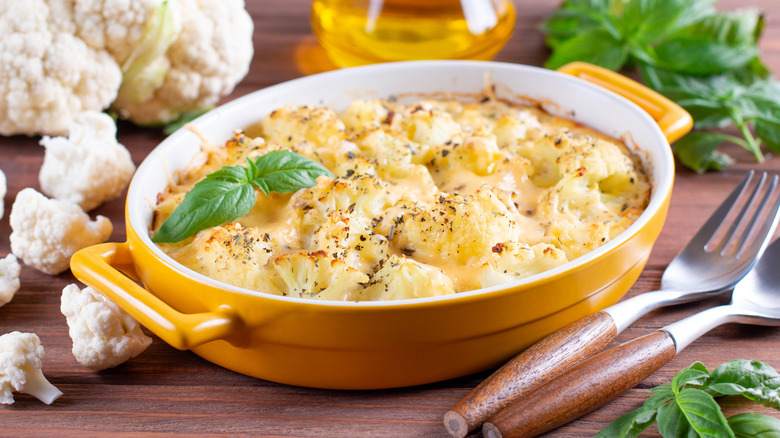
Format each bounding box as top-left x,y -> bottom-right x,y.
493,109 -> 544,147
269,251 -> 368,301
0,331 -> 62,405
291,174 -> 396,237
0,255 -> 21,308
10,188 -> 113,275
260,105 -> 347,150
400,103 -> 462,152
311,211 -> 388,274
391,188 -> 521,265
479,242 -> 568,288
431,135 -> 506,177
60,284 -> 153,371
166,222 -> 275,291
39,111 -> 136,211
361,255 -> 455,301
339,99 -> 391,131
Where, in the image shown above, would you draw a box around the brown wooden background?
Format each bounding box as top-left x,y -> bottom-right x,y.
1,0 -> 779,436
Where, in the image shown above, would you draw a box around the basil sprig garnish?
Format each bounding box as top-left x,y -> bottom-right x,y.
152,150 -> 332,243
597,359 -> 780,437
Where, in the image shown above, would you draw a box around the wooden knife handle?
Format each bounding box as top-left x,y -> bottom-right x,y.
443,311 -> 618,438
482,330 -> 676,438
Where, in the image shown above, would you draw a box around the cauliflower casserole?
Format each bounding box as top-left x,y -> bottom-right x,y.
151,95 -> 651,301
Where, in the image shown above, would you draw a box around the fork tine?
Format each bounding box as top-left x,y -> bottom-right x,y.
734,174 -> 780,259
686,170 -> 754,250
708,171 -> 767,254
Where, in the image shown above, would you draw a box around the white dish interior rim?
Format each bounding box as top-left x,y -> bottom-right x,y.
128,60 -> 674,307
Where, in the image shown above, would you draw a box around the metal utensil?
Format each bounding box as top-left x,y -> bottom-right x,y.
482,235 -> 780,438
445,171 -> 780,438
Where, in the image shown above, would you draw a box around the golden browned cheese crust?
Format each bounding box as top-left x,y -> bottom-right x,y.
152,96 -> 651,301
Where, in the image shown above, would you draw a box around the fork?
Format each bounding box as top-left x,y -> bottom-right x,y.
444,170 -> 780,438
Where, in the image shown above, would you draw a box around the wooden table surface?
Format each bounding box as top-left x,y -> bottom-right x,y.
2,0 -> 780,436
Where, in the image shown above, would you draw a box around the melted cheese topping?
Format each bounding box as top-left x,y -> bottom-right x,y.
152,96 -> 651,301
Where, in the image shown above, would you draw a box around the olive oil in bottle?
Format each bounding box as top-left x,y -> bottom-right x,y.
311,0 -> 516,67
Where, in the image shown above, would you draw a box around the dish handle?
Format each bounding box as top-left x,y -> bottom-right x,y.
557,62 -> 693,143
70,242 -> 243,350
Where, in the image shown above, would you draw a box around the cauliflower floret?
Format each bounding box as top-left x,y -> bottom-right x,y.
61,284 -> 153,370
0,168 -> 5,219
9,188 -> 112,275
0,0 -> 123,136
339,99 -> 391,131
493,109 -> 544,147
0,255 -> 21,308
269,251 -> 368,301
310,211 -> 388,273
110,0 -> 254,125
399,103 -> 462,153
390,188 -> 521,265
0,331 -> 62,405
291,174 -> 396,237
260,105 -> 350,168
166,222 -> 276,291
479,242 -> 568,288
361,255 -> 455,301
39,111 -> 136,211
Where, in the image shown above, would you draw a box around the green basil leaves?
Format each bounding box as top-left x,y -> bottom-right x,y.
597,359 -> 780,438
151,150 -> 333,243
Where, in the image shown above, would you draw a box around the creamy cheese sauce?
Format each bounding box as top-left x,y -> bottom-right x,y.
151,96 -> 650,301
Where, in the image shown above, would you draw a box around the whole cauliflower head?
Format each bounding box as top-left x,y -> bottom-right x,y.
110,0 -> 254,125
0,168 -> 5,219
9,188 -> 113,275
39,111 -> 136,211
0,255 -> 21,308
60,284 -> 153,370
0,0 -> 122,136
0,331 -> 62,405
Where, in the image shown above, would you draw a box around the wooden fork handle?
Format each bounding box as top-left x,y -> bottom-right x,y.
482,330 -> 676,438
444,312 -> 618,437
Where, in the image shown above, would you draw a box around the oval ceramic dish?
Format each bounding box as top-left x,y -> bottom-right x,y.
71,61 -> 691,389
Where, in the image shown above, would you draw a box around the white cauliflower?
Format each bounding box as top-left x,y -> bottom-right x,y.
1,0 -> 253,136
270,251 -> 368,301
166,222 -> 276,292
0,0 -> 123,136
9,188 -> 113,275
39,111 -> 136,211
0,168 -> 5,219
361,255 -> 455,301
60,284 -> 153,370
110,0 -> 254,125
479,242 -> 568,288
310,211 -> 388,273
0,331 -> 62,405
0,255 -> 21,308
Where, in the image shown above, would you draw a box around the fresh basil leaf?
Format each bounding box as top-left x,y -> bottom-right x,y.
541,7 -> 604,48
728,413 -> 780,438
152,165 -> 256,243
668,388 -> 734,438
756,121 -> 780,153
651,38 -> 758,75
250,150 -> 333,195
673,132 -> 735,173
152,150 -> 332,243
657,400 -> 701,438
596,390 -> 674,438
674,9 -> 764,47
672,362 -> 711,391
705,360 -> 780,409
621,0 -> 715,43
544,27 -> 629,70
